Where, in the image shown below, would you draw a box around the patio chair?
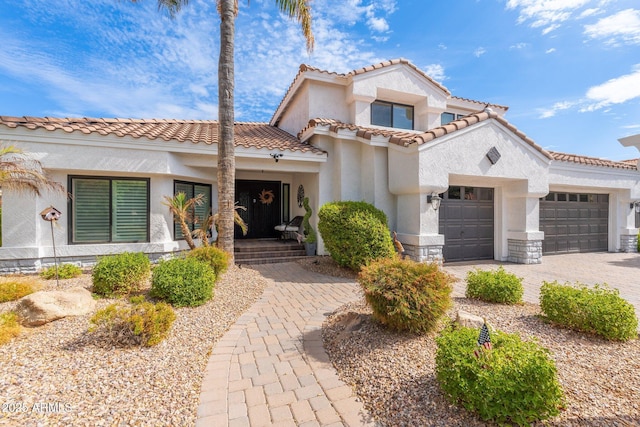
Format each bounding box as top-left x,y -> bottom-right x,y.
274,216 -> 304,241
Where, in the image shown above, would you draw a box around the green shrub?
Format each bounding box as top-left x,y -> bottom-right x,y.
89,297 -> 175,347
465,266 -> 523,304
40,263 -> 82,280
435,325 -> 564,425
0,277 -> 40,302
302,197 -> 317,244
92,252 -> 151,297
186,246 -> 229,276
318,201 -> 395,271
540,281 -> 638,341
0,312 -> 21,346
151,257 -> 216,307
358,258 -> 454,333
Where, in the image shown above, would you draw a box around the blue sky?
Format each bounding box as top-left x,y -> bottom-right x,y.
1,0 -> 639,160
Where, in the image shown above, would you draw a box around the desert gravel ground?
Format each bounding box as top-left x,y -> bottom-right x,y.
301,257 -> 640,427
0,265 -> 267,427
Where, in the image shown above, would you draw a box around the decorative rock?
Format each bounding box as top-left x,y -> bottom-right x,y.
455,310 -> 485,329
15,287 -> 96,326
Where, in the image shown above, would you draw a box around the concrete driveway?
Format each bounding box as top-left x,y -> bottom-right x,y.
443,252 -> 640,317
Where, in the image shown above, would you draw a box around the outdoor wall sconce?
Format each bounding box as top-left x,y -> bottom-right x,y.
427,192 -> 442,211
270,153 -> 283,162
631,201 -> 640,213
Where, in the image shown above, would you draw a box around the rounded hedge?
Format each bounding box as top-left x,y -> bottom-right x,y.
540,281 -> 638,341
186,246 -> 229,276
465,266 -> 524,304
92,252 -> 151,297
318,201 -> 395,271
358,258 -> 454,333
435,325 -> 564,425
151,257 -> 216,307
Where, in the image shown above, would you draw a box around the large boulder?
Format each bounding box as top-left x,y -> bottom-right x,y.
15,287 -> 96,326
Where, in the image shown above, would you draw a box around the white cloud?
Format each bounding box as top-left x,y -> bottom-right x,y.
510,42 -> 528,49
581,65 -> 640,111
542,23 -> 561,35
546,47 -> 557,53
367,16 -> 389,32
474,47 -> 487,57
578,7 -> 601,18
506,0 -> 590,33
584,9 -> 640,45
422,64 -> 446,82
0,0 -> 394,121
538,101 -> 575,118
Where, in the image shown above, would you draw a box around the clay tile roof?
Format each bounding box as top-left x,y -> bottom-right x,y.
272,59 -> 456,125
300,110 -> 555,160
347,58 -> 450,95
621,158 -> 639,166
0,116 -> 325,155
451,96 -> 509,112
549,151 -> 638,170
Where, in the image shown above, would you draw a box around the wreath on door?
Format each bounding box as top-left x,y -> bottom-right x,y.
259,189 -> 275,205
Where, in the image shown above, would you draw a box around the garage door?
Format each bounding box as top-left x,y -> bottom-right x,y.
540,192 -> 608,254
439,186 -> 494,262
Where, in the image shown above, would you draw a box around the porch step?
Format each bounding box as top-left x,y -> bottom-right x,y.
234,239 -> 307,265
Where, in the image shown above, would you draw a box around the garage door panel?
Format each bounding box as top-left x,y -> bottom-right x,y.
440,186 -> 494,262
540,193 -> 608,255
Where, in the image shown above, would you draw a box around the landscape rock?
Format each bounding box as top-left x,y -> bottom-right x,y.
15,287 -> 96,326
455,309 -> 485,329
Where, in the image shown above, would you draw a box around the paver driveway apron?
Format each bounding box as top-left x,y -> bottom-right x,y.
443,252 -> 640,323
196,262 -> 375,427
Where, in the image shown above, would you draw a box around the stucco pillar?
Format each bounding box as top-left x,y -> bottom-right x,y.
396,192 -> 445,263
505,196 -> 544,264
618,196 -> 639,253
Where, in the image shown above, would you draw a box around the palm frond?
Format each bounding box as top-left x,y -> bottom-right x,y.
0,145 -> 65,196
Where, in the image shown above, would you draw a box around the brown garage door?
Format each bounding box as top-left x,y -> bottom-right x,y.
439,186 -> 494,262
540,192 -> 608,254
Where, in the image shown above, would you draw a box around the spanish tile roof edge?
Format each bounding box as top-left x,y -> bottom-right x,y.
271,59 -> 457,125
301,109 -> 554,160
549,151 -> 638,170
450,96 -> 509,112
0,116 -> 327,155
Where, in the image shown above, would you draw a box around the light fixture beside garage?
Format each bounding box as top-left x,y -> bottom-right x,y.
486,146 -> 501,165
270,153 -> 283,162
631,201 -> 640,213
427,192 -> 442,211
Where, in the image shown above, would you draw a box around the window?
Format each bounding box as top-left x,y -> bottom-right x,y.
70,176 -> 149,244
173,181 -> 212,240
282,183 -> 290,223
441,112 -> 465,125
371,101 -> 414,130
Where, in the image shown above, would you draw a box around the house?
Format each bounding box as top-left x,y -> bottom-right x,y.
0,59 -> 638,272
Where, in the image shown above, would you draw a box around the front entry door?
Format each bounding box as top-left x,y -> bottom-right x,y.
235,180 -> 281,239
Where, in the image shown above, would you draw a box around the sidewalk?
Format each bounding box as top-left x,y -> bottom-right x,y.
196,262 -> 375,427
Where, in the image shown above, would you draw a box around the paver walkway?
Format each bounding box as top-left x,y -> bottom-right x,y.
196,262 -> 375,427
196,252 -> 640,426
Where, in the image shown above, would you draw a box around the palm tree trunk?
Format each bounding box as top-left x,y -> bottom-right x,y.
217,0 -> 236,264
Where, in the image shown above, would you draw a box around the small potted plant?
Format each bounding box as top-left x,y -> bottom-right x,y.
302,197 -> 317,256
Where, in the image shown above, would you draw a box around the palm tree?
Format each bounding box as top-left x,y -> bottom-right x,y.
193,204 -> 249,247
0,145 -> 64,196
162,192 -> 204,250
135,0 -> 314,264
